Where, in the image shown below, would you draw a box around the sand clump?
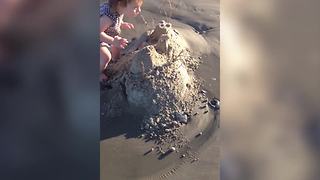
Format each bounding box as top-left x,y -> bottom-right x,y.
103,20 -> 202,151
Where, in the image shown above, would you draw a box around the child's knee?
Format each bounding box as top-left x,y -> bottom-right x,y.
100,47 -> 111,60
100,47 -> 111,70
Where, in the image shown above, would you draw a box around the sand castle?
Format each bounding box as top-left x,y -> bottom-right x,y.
104,20 -> 201,142
125,21 -> 193,110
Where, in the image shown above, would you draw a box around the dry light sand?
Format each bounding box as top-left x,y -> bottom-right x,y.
100,0 -> 219,179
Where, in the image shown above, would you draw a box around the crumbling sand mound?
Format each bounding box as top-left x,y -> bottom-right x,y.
103,20 -> 202,151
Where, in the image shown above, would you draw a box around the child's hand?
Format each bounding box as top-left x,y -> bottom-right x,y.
121,22 -> 135,30
112,36 -> 128,49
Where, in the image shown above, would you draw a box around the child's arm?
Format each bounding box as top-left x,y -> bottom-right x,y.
120,22 -> 135,30
100,16 -> 114,44
100,16 -> 128,48
100,31 -> 114,44
100,16 -> 129,48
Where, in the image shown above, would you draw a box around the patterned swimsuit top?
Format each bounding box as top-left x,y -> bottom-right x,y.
100,3 -> 123,37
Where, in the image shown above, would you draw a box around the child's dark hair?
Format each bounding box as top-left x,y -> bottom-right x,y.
109,0 -> 143,10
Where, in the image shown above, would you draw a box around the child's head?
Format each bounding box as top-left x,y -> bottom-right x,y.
109,0 -> 143,17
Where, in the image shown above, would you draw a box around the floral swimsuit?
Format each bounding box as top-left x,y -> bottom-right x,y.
100,3 -> 123,38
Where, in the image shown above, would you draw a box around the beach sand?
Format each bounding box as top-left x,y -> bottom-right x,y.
100,0 -> 219,179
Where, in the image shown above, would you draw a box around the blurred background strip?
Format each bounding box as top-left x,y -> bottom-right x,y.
0,0 -> 100,179
221,0 -> 320,180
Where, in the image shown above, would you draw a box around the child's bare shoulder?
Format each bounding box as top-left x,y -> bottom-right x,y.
100,15 -> 113,31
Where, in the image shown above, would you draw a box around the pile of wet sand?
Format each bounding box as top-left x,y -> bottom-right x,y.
102,20 -> 211,154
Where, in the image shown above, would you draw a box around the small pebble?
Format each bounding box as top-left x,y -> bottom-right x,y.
175,112 -> 188,123
204,110 -> 208,114
192,158 -> 199,163
202,99 -> 208,103
208,97 -> 220,111
196,131 -> 203,137
152,99 -> 157,104
169,147 -> 176,152
200,90 -> 207,94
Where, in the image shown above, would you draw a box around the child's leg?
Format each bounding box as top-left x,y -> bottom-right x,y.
100,45 -> 111,71
111,45 -> 121,60
100,45 -> 111,80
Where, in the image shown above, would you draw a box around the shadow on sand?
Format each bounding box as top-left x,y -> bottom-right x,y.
100,108 -> 145,140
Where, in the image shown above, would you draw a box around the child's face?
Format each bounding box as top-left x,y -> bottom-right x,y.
124,0 -> 143,18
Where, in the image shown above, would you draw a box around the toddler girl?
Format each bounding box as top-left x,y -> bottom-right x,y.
100,0 -> 143,80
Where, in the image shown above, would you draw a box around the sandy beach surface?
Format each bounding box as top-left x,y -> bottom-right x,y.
100,0 -> 219,179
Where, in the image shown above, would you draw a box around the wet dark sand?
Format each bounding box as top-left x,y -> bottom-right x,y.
100,0 -> 219,179
100,103 -> 219,180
